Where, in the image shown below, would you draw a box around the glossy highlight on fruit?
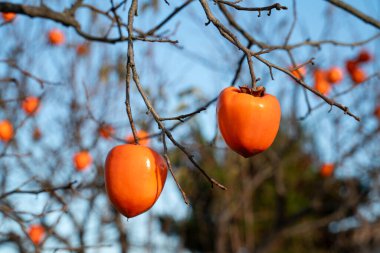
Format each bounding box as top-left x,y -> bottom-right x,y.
48,28 -> 65,45
320,163 -> 334,178
105,144 -> 168,218
2,12 -> 16,22
0,120 -> 14,142
126,130 -> 150,146
22,96 -> 40,115
28,224 -> 45,245
217,86 -> 281,158
73,151 -> 92,171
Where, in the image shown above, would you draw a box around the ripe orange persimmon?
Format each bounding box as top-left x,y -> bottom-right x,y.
33,127 -> 42,141
22,96 -> 40,115
126,130 -> 150,146
217,86 -> 281,158
357,50 -> 372,63
105,144 -> 168,218
28,224 -> 45,245
2,12 -> 16,22
76,43 -> 89,56
73,151 -> 92,171
48,28 -> 65,45
99,124 -> 115,139
345,60 -> 357,73
290,66 -> 306,79
0,120 -> 14,142
313,69 -> 331,95
326,67 -> 343,84
351,67 -> 366,84
314,79 -> 331,95
320,163 -> 334,178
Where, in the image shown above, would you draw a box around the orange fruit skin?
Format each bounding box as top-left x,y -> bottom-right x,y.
48,29 -> 65,45
357,50 -> 372,63
313,69 -> 331,95
346,60 -> 358,73
291,66 -> 306,79
326,67 -> 343,84
76,43 -> 89,56
105,144 -> 168,218
33,127 -> 42,141
73,151 -> 92,171
22,96 -> 40,115
28,224 -> 45,245
320,163 -> 334,178
351,67 -> 366,84
0,120 -> 14,142
314,79 -> 331,95
2,12 -> 16,22
217,87 -> 281,158
99,124 -> 115,139
126,130 -> 150,146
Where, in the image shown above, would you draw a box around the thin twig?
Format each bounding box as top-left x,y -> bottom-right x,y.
162,132 -> 190,205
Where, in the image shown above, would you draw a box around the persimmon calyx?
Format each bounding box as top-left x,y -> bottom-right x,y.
239,85 -> 265,97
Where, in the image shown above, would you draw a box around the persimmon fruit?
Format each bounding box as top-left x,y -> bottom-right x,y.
313,69 -> 331,95
126,130 -> 150,146
0,120 -> 13,142
22,96 -> 40,115
357,50 -> 372,63
33,127 -> 42,141
76,43 -> 89,56
326,67 -> 343,84
105,144 -> 168,218
28,224 -> 45,245
217,86 -> 281,158
99,124 -> 115,139
314,79 -> 331,95
345,60 -> 357,73
351,67 -> 366,84
48,28 -> 65,45
320,163 -> 334,178
290,66 -> 306,79
2,12 -> 16,22
73,151 -> 92,171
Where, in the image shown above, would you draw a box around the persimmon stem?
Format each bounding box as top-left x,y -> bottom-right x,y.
239,85 -> 265,97
247,55 -> 257,90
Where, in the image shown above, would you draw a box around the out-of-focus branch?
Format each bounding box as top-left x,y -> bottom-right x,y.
0,2 -> 178,44
216,1 -> 287,17
146,0 -> 193,36
0,181 -> 76,200
327,0 -> 380,30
